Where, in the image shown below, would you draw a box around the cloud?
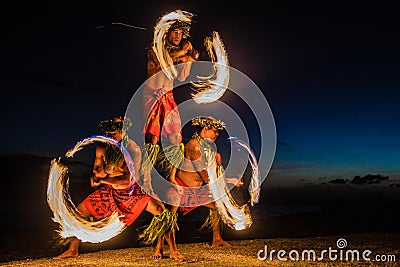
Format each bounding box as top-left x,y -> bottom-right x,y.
326,174 -> 390,185
350,174 -> 389,185
329,178 -> 349,184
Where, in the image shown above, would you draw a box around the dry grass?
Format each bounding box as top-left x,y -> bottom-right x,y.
1,233 -> 398,267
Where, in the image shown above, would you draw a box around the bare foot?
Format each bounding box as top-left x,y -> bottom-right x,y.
151,236 -> 164,260
150,250 -> 163,260
53,249 -> 79,259
212,239 -> 231,247
170,250 -> 186,261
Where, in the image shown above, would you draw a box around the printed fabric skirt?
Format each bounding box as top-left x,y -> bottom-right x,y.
142,86 -> 182,139
83,183 -> 151,226
167,176 -> 213,216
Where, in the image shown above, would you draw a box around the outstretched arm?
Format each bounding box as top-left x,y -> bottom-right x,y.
215,152 -> 244,187
225,177 -> 244,187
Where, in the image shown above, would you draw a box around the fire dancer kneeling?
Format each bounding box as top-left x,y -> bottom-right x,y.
54,116 -> 185,261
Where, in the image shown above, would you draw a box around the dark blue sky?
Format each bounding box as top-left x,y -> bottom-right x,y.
1,1 -> 399,191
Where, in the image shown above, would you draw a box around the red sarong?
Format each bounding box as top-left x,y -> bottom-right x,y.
167,177 -> 213,216
83,183 -> 151,226
142,86 -> 181,139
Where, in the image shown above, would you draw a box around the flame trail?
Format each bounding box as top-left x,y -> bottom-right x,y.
47,135 -> 135,243
230,138 -> 261,206
47,160 -> 126,242
191,31 -> 230,104
205,148 -> 252,231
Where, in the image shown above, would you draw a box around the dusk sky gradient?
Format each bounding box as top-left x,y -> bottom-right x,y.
2,1 -> 399,192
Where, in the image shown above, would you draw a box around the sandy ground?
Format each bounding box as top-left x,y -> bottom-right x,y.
1,233 -> 399,266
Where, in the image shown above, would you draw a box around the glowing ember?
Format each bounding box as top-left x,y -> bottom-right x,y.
47,135 -> 135,243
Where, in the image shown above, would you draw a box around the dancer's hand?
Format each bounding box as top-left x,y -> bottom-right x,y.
235,176 -> 244,187
175,184 -> 184,194
181,40 -> 193,53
